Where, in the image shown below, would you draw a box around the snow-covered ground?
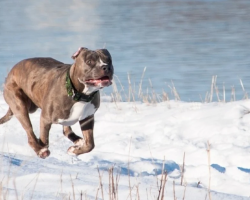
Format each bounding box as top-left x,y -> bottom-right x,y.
0,93 -> 250,199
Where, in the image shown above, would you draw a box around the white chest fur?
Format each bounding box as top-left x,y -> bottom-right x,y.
58,102 -> 96,126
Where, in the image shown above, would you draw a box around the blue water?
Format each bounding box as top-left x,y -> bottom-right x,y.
0,0 -> 249,101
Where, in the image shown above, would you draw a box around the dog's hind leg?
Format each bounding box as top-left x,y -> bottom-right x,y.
4,86 -> 48,158
0,108 -> 13,124
0,100 -> 37,124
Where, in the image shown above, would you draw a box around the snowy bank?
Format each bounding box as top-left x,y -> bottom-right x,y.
0,94 -> 250,199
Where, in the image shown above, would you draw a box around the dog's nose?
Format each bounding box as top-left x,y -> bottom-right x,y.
102,65 -> 110,73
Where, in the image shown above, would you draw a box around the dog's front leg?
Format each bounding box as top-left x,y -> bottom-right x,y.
38,117 -> 52,158
67,115 -> 95,156
63,126 -> 82,143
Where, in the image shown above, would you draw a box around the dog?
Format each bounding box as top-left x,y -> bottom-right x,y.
0,47 -> 114,159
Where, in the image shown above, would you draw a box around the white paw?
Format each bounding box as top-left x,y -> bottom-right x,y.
38,148 -> 50,158
67,146 -> 78,155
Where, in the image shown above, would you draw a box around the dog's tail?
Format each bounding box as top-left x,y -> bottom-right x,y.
0,108 -> 13,124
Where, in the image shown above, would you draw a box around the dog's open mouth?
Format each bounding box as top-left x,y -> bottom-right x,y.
85,76 -> 112,87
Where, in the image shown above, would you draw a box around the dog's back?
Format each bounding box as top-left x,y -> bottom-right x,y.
5,58 -> 70,108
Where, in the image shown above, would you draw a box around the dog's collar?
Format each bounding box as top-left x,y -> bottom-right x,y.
66,71 -> 97,102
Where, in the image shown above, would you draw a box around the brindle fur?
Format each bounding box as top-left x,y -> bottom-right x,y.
0,48 -> 113,158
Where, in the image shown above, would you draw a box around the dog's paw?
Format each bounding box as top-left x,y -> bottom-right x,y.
67,146 -> 79,155
38,148 -> 50,159
67,139 -> 94,155
67,139 -> 84,155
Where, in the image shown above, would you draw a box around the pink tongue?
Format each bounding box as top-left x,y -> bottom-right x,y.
88,79 -> 102,84
86,78 -> 111,86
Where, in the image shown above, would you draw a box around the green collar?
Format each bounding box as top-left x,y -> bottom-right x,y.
66,71 -> 97,102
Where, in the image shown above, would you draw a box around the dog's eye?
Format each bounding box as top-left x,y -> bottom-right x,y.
86,60 -> 91,65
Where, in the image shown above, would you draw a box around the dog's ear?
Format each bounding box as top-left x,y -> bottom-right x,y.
71,47 -> 88,60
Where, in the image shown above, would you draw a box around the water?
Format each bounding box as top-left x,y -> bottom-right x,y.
0,0 -> 250,101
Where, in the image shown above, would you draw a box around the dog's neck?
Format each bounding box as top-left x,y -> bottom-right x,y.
67,65 -> 98,102
69,64 -> 85,93
69,63 -> 102,95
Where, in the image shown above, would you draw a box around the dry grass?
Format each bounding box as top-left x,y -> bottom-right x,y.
109,71 -> 248,104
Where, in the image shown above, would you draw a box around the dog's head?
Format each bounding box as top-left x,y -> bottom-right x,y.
71,47 -> 114,94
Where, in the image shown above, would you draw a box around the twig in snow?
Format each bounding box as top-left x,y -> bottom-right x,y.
206,141 -> 212,200
70,174 -> 75,200
97,166 -> 104,200
181,152 -> 185,186
182,183 -> 187,200
173,180 -> 176,200
128,137 -> 132,200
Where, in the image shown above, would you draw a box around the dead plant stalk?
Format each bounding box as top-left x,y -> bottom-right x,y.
157,157 -> 168,200
173,180 -> 176,200
207,141 -> 212,200
97,166 -> 104,200
70,174 -> 75,200
127,73 -> 138,112
180,152 -> 185,186
128,137 -> 132,200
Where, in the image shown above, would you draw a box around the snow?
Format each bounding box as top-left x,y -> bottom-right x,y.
0,93 -> 250,199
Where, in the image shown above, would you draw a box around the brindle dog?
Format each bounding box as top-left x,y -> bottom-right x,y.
0,47 -> 114,158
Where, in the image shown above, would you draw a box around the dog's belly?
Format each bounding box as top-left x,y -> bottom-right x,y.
58,102 -> 96,126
